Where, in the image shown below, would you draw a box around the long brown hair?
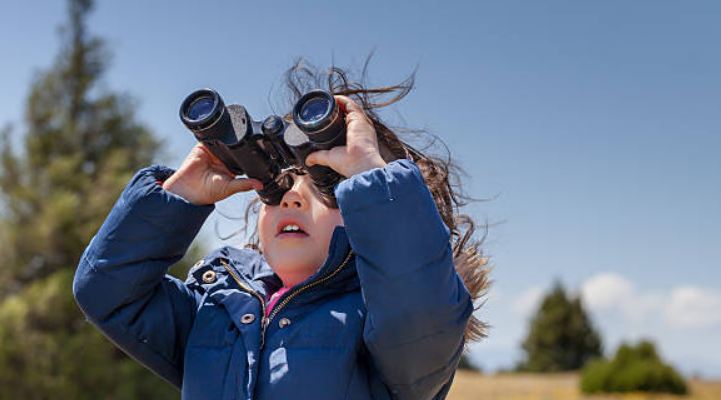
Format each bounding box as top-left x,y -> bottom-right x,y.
234,58 -> 491,343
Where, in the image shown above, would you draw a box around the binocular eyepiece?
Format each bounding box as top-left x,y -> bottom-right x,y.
179,88 -> 346,205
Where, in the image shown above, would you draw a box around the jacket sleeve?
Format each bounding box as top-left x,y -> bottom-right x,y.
72,165 -> 214,388
335,159 -> 474,400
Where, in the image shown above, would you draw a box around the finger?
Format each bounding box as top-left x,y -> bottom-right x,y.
334,95 -> 364,114
196,143 -> 227,169
195,143 -> 242,179
335,95 -> 373,128
305,149 -> 332,168
225,178 -> 264,196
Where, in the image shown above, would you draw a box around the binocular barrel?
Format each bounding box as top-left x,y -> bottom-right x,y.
179,88 -> 346,205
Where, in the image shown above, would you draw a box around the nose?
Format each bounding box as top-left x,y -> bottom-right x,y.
279,176 -> 307,209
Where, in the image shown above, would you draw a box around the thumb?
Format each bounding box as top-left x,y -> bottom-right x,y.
305,150 -> 332,168
224,178 -> 263,197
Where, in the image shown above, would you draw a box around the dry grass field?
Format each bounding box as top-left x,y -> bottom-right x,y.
447,370 -> 721,400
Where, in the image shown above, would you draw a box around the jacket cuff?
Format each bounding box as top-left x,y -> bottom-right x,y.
122,164 -> 215,221
90,165 -> 214,260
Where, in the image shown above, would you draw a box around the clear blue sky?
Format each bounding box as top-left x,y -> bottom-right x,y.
2,0 -> 720,377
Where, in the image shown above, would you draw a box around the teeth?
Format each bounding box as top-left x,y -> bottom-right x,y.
282,224 -> 301,233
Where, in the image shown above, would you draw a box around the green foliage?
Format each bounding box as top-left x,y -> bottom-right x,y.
516,281 -> 602,372
0,0 -> 202,397
581,340 -> 688,395
0,270 -> 179,399
0,3 -> 158,291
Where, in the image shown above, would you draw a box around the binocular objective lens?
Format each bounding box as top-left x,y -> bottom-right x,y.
187,96 -> 216,121
299,97 -> 331,124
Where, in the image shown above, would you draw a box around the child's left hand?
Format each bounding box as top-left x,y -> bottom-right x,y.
305,95 -> 387,177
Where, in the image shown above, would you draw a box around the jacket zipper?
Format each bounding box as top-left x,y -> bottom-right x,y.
220,250 -> 354,349
266,250 -> 354,326
219,259 -> 270,347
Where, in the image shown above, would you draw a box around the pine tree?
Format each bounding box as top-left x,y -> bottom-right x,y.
517,282 -> 602,372
0,0 -> 199,397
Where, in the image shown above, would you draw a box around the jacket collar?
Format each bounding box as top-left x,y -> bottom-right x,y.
221,226 -> 358,300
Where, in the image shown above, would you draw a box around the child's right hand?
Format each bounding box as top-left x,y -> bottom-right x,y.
162,143 -> 263,205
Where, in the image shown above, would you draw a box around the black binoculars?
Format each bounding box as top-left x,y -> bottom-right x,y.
180,88 -> 346,205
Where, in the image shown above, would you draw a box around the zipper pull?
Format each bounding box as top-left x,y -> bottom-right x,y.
260,316 -> 269,349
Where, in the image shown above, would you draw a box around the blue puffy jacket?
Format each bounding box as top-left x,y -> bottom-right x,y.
73,159 -> 474,400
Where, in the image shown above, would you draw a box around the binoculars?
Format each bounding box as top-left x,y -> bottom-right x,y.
180,88 -> 346,205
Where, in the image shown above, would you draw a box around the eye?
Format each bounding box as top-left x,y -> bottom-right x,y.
265,173 -> 295,205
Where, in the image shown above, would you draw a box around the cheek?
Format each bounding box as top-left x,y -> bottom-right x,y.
258,207 -> 272,247
330,211 -> 344,227
316,211 -> 344,256
317,209 -> 343,237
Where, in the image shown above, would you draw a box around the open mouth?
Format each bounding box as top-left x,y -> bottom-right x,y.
276,223 -> 309,238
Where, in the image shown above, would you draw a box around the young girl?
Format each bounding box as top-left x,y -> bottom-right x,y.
73,62 -> 489,400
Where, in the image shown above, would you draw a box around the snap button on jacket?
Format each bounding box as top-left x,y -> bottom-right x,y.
240,314 -> 256,324
201,270 -> 217,284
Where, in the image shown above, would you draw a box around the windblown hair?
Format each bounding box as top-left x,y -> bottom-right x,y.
236,58 -> 491,343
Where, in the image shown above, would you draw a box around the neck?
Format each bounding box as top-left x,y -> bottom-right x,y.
276,269 -> 314,288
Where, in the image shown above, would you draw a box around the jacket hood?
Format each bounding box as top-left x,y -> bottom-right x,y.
453,245 -> 491,343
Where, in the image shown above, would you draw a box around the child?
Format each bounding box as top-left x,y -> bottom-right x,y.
73,62 -> 489,400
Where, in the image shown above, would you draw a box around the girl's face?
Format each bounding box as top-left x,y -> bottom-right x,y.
258,174 -> 344,287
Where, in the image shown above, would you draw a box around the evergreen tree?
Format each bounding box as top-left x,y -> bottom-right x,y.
517,281 -> 602,372
0,0 -> 200,397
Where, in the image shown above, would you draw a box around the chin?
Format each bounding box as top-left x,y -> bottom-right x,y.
267,251 -> 321,279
